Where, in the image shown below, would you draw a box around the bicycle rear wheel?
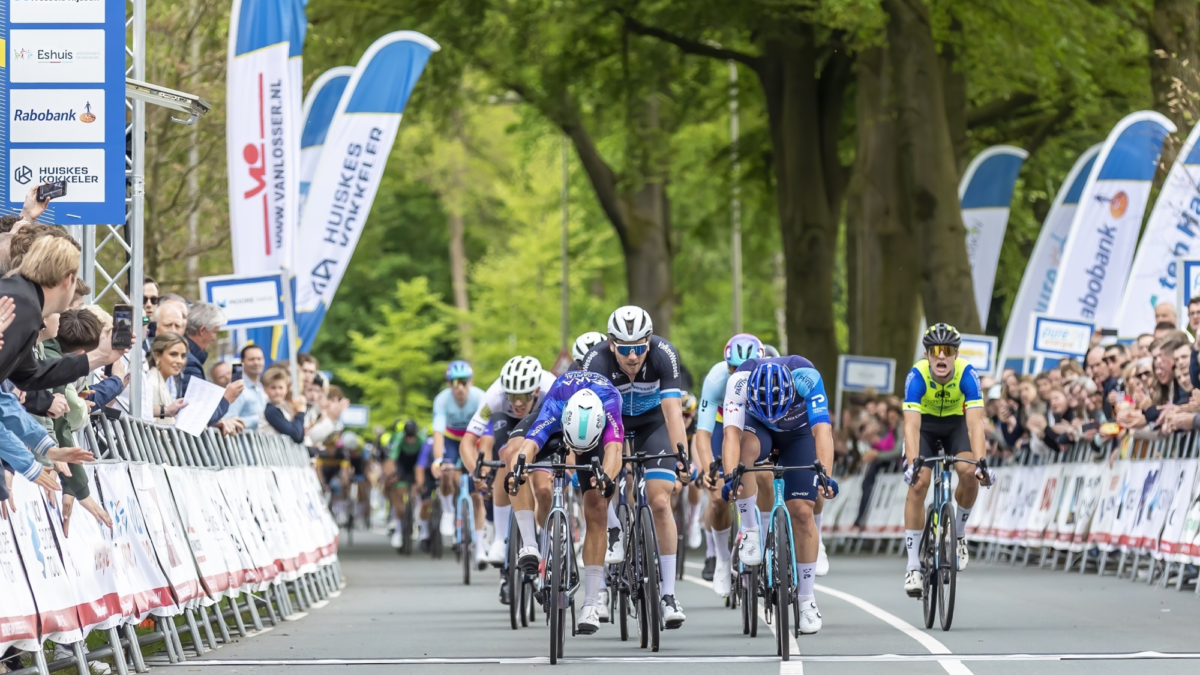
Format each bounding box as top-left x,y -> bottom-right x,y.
639,507 -> 662,652
920,505 -> 936,629
745,567 -> 759,637
401,497 -> 414,556
674,488 -> 687,580
461,499 -> 472,585
508,513 -> 520,630
938,503 -> 957,631
547,511 -> 567,664
430,500 -> 444,560
771,513 -> 792,660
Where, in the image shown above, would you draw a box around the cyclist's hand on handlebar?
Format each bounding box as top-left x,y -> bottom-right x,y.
975,458 -> 996,487
822,477 -> 839,499
903,460 -> 919,486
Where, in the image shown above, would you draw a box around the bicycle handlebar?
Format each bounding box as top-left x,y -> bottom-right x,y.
726,460 -> 829,500
620,442 -> 692,481
504,452 -> 614,495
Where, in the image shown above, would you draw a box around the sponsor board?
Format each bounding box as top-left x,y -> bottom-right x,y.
200,272 -> 287,328
9,29 -> 105,83
8,148 -> 104,201
9,88 -> 104,143
10,0 -> 106,25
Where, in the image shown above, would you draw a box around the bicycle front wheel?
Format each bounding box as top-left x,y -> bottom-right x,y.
920,504 -> 936,629
938,503 -> 957,631
547,511 -> 568,664
461,501 -> 473,585
772,511 -> 792,660
638,507 -> 662,652
508,513 -> 520,630
401,497 -> 414,556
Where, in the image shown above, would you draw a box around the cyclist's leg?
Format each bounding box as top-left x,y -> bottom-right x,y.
734,423 -> 771,533
778,431 -> 820,612
637,419 -> 681,598
531,470 -> 553,531
904,424 -> 939,574
949,420 -> 979,529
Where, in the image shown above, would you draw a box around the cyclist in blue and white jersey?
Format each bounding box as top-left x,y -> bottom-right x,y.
722,356 -> 838,634
696,333 -> 772,597
582,305 -> 690,628
460,356 -> 556,567
502,369 -> 624,634
431,360 -> 486,537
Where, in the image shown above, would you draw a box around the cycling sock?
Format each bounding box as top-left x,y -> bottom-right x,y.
705,528 -> 716,558
474,529 -> 485,554
759,509 -> 770,531
584,565 -> 603,605
659,555 -> 676,597
905,529 -> 921,572
494,505 -> 512,542
798,562 -> 816,603
515,511 -> 537,549
736,497 -> 758,531
813,513 -> 823,536
714,528 -> 732,563
439,494 -> 454,515
956,506 -> 972,540
607,502 -> 620,529
418,520 -> 430,539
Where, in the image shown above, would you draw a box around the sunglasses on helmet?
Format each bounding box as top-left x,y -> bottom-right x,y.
615,342 -> 650,357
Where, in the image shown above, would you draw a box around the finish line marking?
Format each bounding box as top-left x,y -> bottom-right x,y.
682,574 -> 802,675
159,652 -> 1200,666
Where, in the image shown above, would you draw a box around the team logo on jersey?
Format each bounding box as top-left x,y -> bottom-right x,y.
478,404 -> 492,420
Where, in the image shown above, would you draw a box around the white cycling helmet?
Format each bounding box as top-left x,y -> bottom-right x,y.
562,389 -> 607,450
607,305 -> 653,342
501,355 -> 543,394
571,331 -> 606,361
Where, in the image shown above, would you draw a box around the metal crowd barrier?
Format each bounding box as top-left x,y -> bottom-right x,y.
8,413 -> 343,675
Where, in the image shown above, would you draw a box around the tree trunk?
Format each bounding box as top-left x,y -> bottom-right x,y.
448,108 -> 473,357
846,46 -> 923,392
756,26 -> 846,379
1148,0 -> 1200,165
939,18 -> 971,175
884,0 -> 981,333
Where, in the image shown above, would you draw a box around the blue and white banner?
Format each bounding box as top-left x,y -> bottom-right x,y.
960,145 -> 1028,326
958,333 -> 998,375
199,272 -> 287,329
1115,122 -> 1200,336
293,31 -> 439,349
226,0 -> 301,275
1029,315 -> 1095,359
999,145 -> 1101,372
1175,257 -> 1200,330
298,66 -> 354,211
1044,111 -> 1176,329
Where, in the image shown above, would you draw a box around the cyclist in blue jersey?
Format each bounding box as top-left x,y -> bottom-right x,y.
696,333 -> 771,596
582,305 -> 690,628
431,360 -> 486,537
502,369 -> 625,635
722,355 -> 838,634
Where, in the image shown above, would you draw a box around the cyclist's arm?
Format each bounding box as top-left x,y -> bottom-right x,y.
431,390 -> 448,463
720,372 -> 750,477
903,411 -> 922,465
812,421 -> 835,481
601,441 -> 623,484
661,396 -> 689,466
694,366 -> 722,473
460,433 -> 479,474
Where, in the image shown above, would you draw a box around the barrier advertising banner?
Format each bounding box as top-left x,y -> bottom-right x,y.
293,32 -> 439,349
95,464 -> 175,616
959,146 -> 1028,326
227,0 -> 300,275
999,145 -> 1101,372
1044,111 -> 1176,329
1117,123 -> 1200,336
44,480 -> 126,635
0,508 -> 39,652
9,476 -> 83,645
129,464 -> 204,607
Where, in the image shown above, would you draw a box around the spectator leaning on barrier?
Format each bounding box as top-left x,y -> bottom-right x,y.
210,360 -> 232,387
146,333 -> 190,424
59,308 -> 125,410
225,343 -> 266,430
260,364 -> 306,443
182,302 -> 245,433
306,382 -> 349,447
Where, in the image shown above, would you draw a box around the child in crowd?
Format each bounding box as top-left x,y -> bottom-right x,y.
260,365 -> 307,443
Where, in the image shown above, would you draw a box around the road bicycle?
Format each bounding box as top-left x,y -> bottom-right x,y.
914,454 -> 987,632
609,438 -> 691,653
508,452 -> 611,665
727,460 -> 829,661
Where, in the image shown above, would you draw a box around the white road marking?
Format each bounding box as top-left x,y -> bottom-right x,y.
816,582 -> 972,675
683,573 -> 801,675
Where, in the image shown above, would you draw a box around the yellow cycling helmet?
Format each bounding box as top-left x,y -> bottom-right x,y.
680,390 -> 698,415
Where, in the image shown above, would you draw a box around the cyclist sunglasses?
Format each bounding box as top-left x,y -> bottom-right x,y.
615,342 -> 650,357
928,345 -> 957,358
506,392 -> 536,404
449,377 -> 471,387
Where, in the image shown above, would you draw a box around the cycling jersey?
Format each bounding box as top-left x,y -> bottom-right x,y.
389,432 -> 425,462
723,356 -> 831,433
581,336 -> 682,418
523,370 -> 625,450
465,371 -> 557,438
697,361 -> 730,434
414,437 -> 434,470
431,385 -> 485,441
902,358 -> 983,417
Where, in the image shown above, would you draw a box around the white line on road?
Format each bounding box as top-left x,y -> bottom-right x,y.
683,573 -> 802,675
816,582 -> 971,675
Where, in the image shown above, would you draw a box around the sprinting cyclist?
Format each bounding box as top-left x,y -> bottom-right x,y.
414,432 -> 437,551
722,355 -> 838,634
501,369 -> 624,635
460,355 -> 556,571
582,305 -> 690,628
901,324 -> 994,597
387,420 -> 425,548
431,360 -> 486,538
696,333 -> 770,597
571,332 -> 606,370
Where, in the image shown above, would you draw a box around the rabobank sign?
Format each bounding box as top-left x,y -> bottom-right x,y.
9,89 -> 104,144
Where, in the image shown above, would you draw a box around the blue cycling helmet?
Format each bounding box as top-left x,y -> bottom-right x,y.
724,333 -> 763,367
446,360 -> 473,381
747,362 -> 794,423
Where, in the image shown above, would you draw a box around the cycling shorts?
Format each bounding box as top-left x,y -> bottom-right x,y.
765,427 -> 819,503
712,421 -> 774,465
918,415 -> 971,459
625,411 -> 676,483
569,447 -> 606,495
440,438 -> 462,467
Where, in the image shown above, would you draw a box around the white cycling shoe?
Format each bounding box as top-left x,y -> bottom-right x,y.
605,527 -> 625,564
816,539 -> 829,576
688,519 -> 704,550
439,511 -> 455,537
739,530 -> 763,566
660,595 -> 686,629
798,600 -> 822,634
578,603 -> 601,635
957,539 -> 969,571
904,569 -> 923,597
712,558 -> 732,597
597,589 -> 611,622
484,538 -> 507,567
390,530 -> 402,549
517,545 -> 541,573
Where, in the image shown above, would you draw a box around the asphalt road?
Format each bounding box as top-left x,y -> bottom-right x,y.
172,532 -> 1200,674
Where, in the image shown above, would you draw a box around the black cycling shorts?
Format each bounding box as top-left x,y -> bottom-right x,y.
918,415 -> 972,458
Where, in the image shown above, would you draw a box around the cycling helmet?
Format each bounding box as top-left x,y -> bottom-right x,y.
607,305 -> 653,342
572,331 -> 607,361
562,389 -> 607,450
680,390 -> 698,415
501,355 -> 543,394
922,323 -> 962,350
762,344 -> 781,358
446,360 -> 473,380
747,362 -> 795,423
403,419 -> 418,436
724,333 -> 763,367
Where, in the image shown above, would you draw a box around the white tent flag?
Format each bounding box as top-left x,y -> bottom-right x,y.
294,31 -> 440,315
959,145 -> 1028,326
1116,122 -> 1200,336
299,66 -> 355,212
1045,111 -> 1176,328
227,0 -> 301,274
999,145 -> 1101,372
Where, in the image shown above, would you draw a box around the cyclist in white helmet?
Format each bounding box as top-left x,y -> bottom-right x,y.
571,331 -> 606,370
461,356 -> 556,574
